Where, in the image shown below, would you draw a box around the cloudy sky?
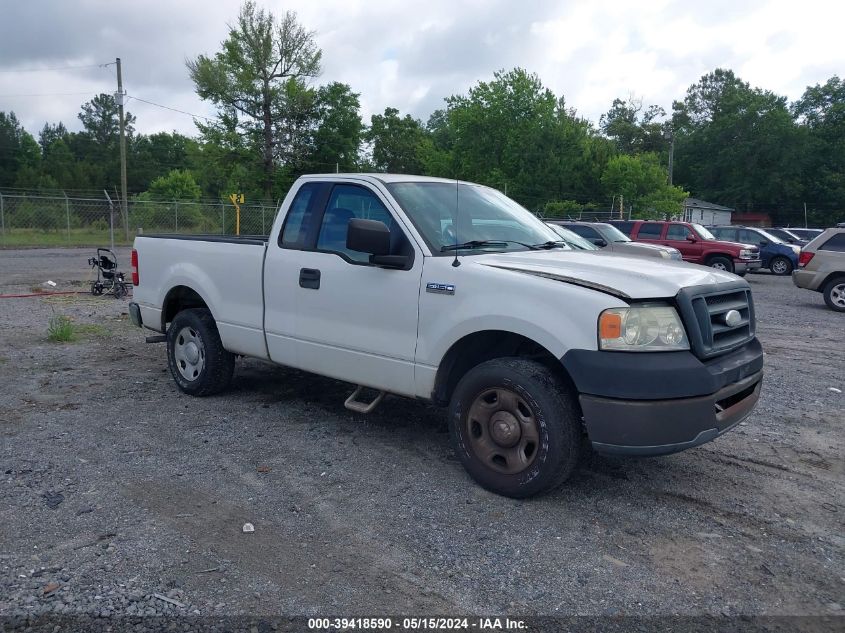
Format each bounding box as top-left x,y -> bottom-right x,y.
1,0 -> 842,136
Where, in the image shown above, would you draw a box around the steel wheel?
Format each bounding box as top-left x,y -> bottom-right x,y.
711,261 -> 728,270
172,326 -> 206,381
465,387 -> 540,475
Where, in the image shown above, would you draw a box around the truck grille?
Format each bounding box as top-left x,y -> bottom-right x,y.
677,285 -> 756,359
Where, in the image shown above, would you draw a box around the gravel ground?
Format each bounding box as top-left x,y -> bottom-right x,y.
0,248 -> 843,630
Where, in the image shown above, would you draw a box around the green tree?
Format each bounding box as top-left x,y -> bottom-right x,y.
0,112 -> 41,187
672,69 -> 802,208
142,169 -> 202,201
187,1 -> 322,198
601,153 -> 687,217
792,76 -> 845,211
366,107 -> 425,173
600,97 -> 667,155
309,82 -> 363,171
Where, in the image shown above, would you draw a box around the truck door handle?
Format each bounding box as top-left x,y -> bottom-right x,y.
299,268 -> 321,289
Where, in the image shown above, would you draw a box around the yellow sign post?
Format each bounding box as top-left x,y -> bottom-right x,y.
228,193 -> 244,235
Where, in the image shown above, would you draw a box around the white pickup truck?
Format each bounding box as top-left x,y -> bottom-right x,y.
129,174 -> 763,498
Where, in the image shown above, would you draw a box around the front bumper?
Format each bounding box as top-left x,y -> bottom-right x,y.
561,340 -> 763,456
735,259 -> 762,274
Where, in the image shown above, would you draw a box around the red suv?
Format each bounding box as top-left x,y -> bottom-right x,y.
609,220 -> 762,276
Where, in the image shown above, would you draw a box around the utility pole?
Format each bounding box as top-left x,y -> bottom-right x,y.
115,58 -> 129,242
665,125 -> 675,186
803,202 -> 808,228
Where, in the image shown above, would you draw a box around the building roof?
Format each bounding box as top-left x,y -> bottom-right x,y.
684,197 -> 734,212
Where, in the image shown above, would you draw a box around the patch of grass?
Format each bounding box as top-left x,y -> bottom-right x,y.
47,314 -> 76,342
75,323 -> 108,337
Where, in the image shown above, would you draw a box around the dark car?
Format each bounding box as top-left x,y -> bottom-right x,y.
767,227 -> 808,246
784,228 -> 824,241
710,226 -> 800,276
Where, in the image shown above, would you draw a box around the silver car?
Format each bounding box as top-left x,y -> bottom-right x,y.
549,221 -> 683,261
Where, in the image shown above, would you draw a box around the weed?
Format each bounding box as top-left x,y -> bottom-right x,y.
47,314 -> 76,342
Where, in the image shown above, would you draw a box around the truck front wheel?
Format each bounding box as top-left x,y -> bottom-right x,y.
167,308 -> 235,396
448,358 -> 581,498
708,256 -> 734,273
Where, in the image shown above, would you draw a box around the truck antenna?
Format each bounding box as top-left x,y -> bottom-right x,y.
452,177 -> 461,267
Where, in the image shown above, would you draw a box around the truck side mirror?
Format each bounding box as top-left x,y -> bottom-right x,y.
591,238 -> 607,247
686,234 -> 697,242
347,218 -> 391,256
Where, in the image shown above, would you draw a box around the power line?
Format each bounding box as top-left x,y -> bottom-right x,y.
126,95 -> 218,123
0,62 -> 114,73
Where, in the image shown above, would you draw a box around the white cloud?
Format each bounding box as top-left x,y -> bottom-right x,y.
0,0 -> 843,136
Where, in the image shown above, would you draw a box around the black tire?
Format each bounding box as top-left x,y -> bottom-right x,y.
91,282 -> 103,296
166,308 -> 235,396
769,256 -> 793,276
448,358 -> 582,498
707,255 -> 734,274
822,276 -> 845,312
113,282 -> 127,299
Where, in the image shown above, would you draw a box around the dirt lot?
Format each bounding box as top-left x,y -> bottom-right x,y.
0,248 -> 843,627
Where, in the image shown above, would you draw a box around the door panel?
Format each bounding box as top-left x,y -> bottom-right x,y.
664,223 -> 702,262
264,181 -> 423,397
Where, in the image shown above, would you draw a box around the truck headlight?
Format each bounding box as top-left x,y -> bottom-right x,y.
598,305 -> 689,351
739,249 -> 755,259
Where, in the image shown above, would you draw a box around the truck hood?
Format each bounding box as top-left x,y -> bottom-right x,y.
475,250 -> 741,300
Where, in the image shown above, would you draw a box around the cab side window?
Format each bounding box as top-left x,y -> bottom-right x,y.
316,185 -> 396,263
666,224 -> 690,240
279,183 -> 319,248
740,229 -> 764,245
637,223 -> 663,239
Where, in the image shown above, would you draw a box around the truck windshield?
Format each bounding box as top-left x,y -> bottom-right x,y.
386,182 -> 561,254
692,223 -> 717,240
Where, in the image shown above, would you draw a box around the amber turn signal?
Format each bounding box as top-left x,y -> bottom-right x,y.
599,311 -> 622,339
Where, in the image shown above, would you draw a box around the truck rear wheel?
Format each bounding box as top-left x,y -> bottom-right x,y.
448,358 -> 581,498
167,308 -> 234,396
708,256 -> 734,273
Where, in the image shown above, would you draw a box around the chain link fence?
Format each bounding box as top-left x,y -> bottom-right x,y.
0,191 -> 280,248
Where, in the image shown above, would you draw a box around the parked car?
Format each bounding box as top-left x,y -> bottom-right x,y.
767,227 -> 808,246
792,227 -> 845,312
548,221 -> 683,261
544,223 -> 599,251
709,226 -> 800,276
608,220 -> 762,275
784,228 -> 824,241
128,174 -> 763,498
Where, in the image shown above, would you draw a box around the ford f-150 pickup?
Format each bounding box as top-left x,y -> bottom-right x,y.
129,174 -> 763,498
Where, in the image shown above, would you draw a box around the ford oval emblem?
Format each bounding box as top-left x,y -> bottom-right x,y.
724,309 -> 742,327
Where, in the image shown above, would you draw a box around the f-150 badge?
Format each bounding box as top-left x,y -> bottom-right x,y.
426,282 -> 455,295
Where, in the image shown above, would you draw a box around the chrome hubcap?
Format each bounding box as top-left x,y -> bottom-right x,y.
831,284 -> 845,308
173,326 -> 205,381
466,388 -> 540,475
711,262 -> 728,271
772,259 -> 788,274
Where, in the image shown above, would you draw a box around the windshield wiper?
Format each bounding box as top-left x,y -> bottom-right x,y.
441,239 -> 569,252
529,240 -> 568,250
440,240 -> 510,252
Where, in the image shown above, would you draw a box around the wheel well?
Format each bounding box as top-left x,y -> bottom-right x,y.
705,253 -> 732,263
432,331 -> 574,406
818,272 -> 845,293
162,286 -> 209,330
